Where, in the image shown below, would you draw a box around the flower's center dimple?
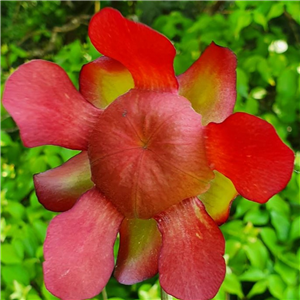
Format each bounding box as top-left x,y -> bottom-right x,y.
88,89 -> 214,219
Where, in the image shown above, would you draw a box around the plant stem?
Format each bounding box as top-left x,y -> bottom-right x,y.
161,288 -> 173,300
101,287 -> 108,300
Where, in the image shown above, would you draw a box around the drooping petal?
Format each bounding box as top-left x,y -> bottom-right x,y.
79,56 -> 134,109
89,89 -> 214,219
115,218 -> 161,284
199,171 -> 238,225
205,112 -> 295,203
178,42 -> 237,125
88,8 -> 178,92
155,197 -> 226,300
43,188 -> 123,300
2,60 -> 102,150
34,151 -> 94,212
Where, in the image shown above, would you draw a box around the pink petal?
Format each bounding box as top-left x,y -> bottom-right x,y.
79,56 -> 134,109
34,151 -> 94,212
43,188 -> 123,300
3,60 -> 102,150
205,112 -> 295,203
88,8 -> 178,92
199,171 -> 238,225
155,197 -> 226,300
89,89 -> 214,219
115,218 -> 161,284
178,42 -> 237,125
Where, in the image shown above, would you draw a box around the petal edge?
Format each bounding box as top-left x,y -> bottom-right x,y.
205,112 -> 294,203
88,8 -> 178,92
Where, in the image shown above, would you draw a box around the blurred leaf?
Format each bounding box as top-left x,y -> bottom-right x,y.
274,260 -> 298,286
247,279 -> 268,298
290,216 -> 300,241
231,10 -> 252,38
234,197 -> 253,218
1,131 -> 13,146
225,239 -> 242,259
278,252 -> 300,270
222,272 -> 244,298
285,2 -> 300,24
267,3 -> 284,20
260,227 -> 284,255
4,201 -> 25,220
243,239 -> 269,269
1,244 -> 23,264
253,10 -> 267,30
270,210 -> 290,242
283,286 -> 299,300
239,267 -> 268,282
277,69 -> 298,97
266,195 -> 290,217
244,208 -> 269,225
2,265 -> 30,285
268,274 -> 286,299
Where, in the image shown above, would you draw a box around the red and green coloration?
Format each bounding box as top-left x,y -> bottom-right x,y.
3,8 -> 294,300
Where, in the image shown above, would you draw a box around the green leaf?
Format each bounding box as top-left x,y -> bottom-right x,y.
236,68 -> 249,98
1,131 -> 13,146
268,274 -> 286,299
257,58 -> 274,85
29,156 -> 47,173
285,2 -> 300,24
243,239 -> 269,269
274,260 -> 298,286
234,197 -> 253,218
239,267 -> 268,282
4,201 -> 25,220
45,154 -> 62,168
225,239 -> 242,259
290,216 -> 300,241
32,220 -> 48,243
1,244 -> 23,264
283,286 -> 299,300
253,11 -> 267,30
278,252 -> 300,270
260,227 -> 284,255
270,210 -> 290,242
247,280 -> 268,298
222,272 -> 244,298
277,69 -> 298,97
231,11 -> 252,37
2,265 -> 30,285
266,195 -> 290,217
267,3 -> 284,20
244,208 -> 269,225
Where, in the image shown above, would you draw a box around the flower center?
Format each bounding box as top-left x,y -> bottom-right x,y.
88,90 -> 213,219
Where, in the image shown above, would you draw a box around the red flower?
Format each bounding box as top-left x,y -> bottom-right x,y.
3,8 -> 294,300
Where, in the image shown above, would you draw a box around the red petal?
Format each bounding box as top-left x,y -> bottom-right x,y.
79,56 -> 134,109
3,60 -> 101,150
88,8 -> 178,92
205,112 -> 294,203
43,188 -> 123,300
34,151 -> 94,212
178,42 -> 237,125
155,197 -> 226,300
89,90 -> 214,218
115,218 -> 161,284
199,171 -> 238,225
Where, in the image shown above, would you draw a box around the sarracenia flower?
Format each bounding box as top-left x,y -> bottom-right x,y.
3,8 -> 294,300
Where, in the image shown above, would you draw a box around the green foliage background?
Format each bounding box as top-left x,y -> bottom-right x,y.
1,1 -> 299,300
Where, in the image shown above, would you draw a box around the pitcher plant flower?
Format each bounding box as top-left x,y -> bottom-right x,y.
3,8 -> 294,300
